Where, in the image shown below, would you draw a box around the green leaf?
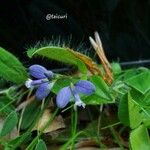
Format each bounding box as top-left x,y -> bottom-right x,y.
7,132 -> 31,150
128,93 -> 143,129
118,93 -> 143,129
27,46 -> 87,74
82,94 -> 114,105
0,96 -> 15,114
0,111 -> 18,137
118,94 -> 129,126
125,71 -> 150,94
35,139 -> 47,150
130,125 -> 150,150
52,78 -> 73,94
0,47 -> 28,84
21,101 -> 40,129
90,75 -> 113,100
111,62 -> 122,75
142,109 -> 150,128
130,89 -> 150,107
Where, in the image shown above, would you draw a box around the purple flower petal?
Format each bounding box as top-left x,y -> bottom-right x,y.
31,79 -> 44,86
75,80 -> 96,95
29,65 -> 48,79
56,87 -> 72,108
35,82 -> 52,100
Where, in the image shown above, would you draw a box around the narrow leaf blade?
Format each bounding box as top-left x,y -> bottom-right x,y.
0,111 -> 18,137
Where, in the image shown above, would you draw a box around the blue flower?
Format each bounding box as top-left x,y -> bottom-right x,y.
25,65 -> 54,100
56,80 -> 96,108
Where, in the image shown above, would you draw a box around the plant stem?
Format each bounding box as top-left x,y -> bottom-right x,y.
70,107 -> 78,149
26,108 -> 59,150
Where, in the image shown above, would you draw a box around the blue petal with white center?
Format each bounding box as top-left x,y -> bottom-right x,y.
56,86 -> 72,108
75,80 -> 96,95
72,89 -> 86,108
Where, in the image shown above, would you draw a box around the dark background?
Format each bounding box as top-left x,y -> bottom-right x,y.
0,0 -> 150,67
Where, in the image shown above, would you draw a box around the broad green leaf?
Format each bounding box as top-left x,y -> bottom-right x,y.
117,69 -> 139,81
143,90 -> 150,106
0,111 -> 18,137
130,90 -> 150,128
21,101 -> 40,129
130,125 -> 150,150
116,68 -> 147,82
125,71 -> 150,94
143,109 -> 150,128
118,93 -> 143,129
27,46 -> 87,74
0,47 -> 28,84
35,139 -> 47,150
128,93 -> 143,129
130,89 -> 150,107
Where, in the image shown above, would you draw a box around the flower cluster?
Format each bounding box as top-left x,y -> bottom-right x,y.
25,65 -> 54,100
25,65 -> 96,109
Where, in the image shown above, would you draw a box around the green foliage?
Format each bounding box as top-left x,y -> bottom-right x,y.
0,111 -> 18,137
52,78 -> 73,94
27,46 -> 87,74
82,75 -> 114,105
130,125 -> 150,150
0,47 -> 28,84
125,71 -> 150,94
0,96 -> 15,114
21,101 -> 40,129
91,75 -> 113,100
7,132 -> 32,149
111,62 -> 122,75
35,139 -> 47,150
118,93 -> 143,129
117,69 -> 150,149
0,44 -> 150,149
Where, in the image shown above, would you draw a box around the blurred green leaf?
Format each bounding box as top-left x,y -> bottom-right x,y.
111,62 -> 122,75
130,125 -> 150,150
0,47 -> 28,84
21,101 -> 40,129
0,96 -> 15,114
142,108 -> 150,128
35,139 -> 47,150
0,111 -> 18,137
7,132 -> 31,149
